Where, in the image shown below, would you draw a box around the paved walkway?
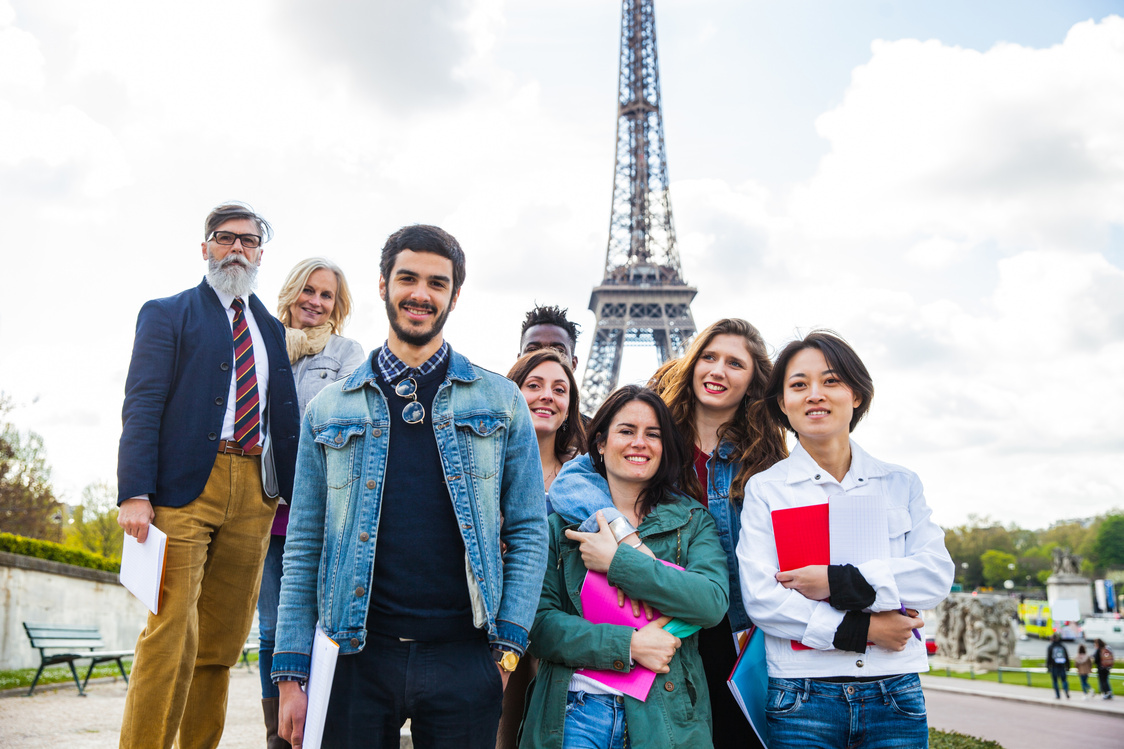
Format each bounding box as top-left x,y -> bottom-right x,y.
2,665 -> 1119,747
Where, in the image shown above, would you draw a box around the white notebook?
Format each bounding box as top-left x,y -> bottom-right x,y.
828,495 -> 889,565
302,623 -> 340,749
119,524 -> 168,615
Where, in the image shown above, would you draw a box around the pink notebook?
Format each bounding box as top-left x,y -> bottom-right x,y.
575,561 -> 683,701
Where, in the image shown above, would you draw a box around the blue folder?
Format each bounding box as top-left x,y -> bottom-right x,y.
727,625 -> 769,748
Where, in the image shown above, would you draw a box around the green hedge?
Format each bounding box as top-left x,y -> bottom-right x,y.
930,728 -> 1003,748
0,533 -> 120,573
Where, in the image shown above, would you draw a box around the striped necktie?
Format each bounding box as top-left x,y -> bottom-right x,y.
230,298 -> 260,451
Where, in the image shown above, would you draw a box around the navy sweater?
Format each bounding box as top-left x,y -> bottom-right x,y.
367,360 -> 477,641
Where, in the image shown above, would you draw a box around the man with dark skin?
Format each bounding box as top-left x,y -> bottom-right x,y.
518,304 -> 580,370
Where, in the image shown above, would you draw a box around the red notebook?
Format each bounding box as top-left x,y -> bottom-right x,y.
771,503 -> 830,570
770,503 -> 830,650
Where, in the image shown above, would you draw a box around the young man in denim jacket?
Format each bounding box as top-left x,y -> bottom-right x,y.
272,225 -> 548,749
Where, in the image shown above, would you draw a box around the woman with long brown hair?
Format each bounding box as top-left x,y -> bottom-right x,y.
550,318 -> 788,748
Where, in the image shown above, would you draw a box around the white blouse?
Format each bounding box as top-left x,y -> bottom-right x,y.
736,440 -> 954,679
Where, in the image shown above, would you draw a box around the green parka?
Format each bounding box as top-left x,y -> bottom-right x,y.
519,495 -> 730,748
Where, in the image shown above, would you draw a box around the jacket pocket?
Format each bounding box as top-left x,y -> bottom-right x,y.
454,413 -> 507,480
313,422 -> 366,490
888,507 -> 912,557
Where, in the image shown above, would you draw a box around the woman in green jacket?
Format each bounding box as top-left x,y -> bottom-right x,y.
519,386 -> 730,749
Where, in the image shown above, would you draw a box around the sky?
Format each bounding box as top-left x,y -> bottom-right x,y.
1,0 -> 1122,530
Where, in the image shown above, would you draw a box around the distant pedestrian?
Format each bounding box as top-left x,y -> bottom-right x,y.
1075,644 -> 1093,699
1094,638 -> 1115,699
1046,634 -> 1070,699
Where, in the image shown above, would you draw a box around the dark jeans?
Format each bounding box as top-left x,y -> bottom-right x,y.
1049,666 -> 1069,697
698,615 -> 765,749
257,533 -> 285,698
1098,668 -> 1113,696
322,632 -> 503,749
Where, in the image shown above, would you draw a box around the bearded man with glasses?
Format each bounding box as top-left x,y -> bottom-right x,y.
116,202 -> 300,749
273,224 -> 548,749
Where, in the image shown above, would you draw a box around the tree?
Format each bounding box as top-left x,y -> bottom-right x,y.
1093,514 -> 1124,569
65,481 -> 123,562
0,394 -> 64,542
981,549 -> 1018,588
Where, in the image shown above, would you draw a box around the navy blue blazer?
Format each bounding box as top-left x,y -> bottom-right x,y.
117,278 -> 300,508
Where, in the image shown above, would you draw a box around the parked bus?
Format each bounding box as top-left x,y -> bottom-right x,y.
1019,599 -> 1082,640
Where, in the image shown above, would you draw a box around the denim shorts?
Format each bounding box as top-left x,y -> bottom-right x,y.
766,673 -> 928,749
562,691 -> 629,749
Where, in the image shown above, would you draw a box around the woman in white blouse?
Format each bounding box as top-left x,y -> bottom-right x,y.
736,330 -> 954,749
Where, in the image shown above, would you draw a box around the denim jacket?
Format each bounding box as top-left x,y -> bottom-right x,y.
291,334 -> 366,415
548,442 -> 751,631
271,348 -> 549,682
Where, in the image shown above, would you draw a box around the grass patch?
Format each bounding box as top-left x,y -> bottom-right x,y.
0,660 -> 134,691
0,651 -> 258,692
930,728 -> 1003,748
926,661 -> 1122,696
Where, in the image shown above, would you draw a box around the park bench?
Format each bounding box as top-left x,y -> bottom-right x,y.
22,622 -> 133,696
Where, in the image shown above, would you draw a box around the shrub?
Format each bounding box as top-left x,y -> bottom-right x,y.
0,532 -> 119,573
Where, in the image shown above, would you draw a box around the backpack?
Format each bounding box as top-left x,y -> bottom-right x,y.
1052,646 -> 1067,665
1101,646 -> 1115,669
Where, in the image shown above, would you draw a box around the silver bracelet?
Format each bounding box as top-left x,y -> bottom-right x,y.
607,516 -> 639,544
626,538 -> 643,549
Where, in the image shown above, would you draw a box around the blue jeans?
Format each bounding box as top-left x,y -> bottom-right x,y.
1079,673 -> 1091,694
563,692 -> 629,749
1049,667 -> 1070,698
256,533 -> 285,698
766,674 -> 928,749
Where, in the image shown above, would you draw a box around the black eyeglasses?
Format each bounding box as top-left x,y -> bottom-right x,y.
395,377 -> 425,425
208,230 -> 263,249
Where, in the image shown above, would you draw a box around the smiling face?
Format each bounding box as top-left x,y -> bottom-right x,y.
289,268 -> 338,330
598,400 -> 664,489
379,249 -> 460,348
779,347 -> 862,446
520,360 -> 570,438
692,333 -> 754,416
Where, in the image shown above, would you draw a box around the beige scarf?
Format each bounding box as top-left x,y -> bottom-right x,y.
285,323 -> 333,364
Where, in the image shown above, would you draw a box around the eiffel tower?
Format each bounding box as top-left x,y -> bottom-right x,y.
580,0 -> 697,411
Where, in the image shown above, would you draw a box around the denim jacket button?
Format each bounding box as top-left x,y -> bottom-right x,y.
350,638 -> 359,648
359,532 -> 369,542
366,480 -> 376,489
355,586 -> 365,597
664,681 -> 675,692
335,435 -> 344,444
320,371 -> 328,379
462,523 -> 472,530
373,428 -> 382,437
613,660 -> 625,671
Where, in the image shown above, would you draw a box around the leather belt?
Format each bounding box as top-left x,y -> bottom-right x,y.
218,440 -> 262,456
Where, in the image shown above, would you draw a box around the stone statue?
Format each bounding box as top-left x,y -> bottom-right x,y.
1051,546 -> 1082,576
933,593 -> 1018,668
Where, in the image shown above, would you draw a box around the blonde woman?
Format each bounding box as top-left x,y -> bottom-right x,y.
258,258 -> 365,748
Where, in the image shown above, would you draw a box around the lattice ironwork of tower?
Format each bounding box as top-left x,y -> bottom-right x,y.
580,0 -> 697,411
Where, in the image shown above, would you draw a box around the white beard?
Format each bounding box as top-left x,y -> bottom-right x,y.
206,250 -> 259,298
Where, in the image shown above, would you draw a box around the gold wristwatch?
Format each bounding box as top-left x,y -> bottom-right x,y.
492,647 -> 520,672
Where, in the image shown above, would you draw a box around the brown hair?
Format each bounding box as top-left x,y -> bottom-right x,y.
506,350 -> 586,463
649,318 -> 788,503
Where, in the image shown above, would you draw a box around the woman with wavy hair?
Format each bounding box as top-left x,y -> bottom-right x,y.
259,257 -> 366,748
551,318 -> 788,748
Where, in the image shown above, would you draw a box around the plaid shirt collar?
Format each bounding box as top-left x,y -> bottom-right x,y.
376,340 -> 450,384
